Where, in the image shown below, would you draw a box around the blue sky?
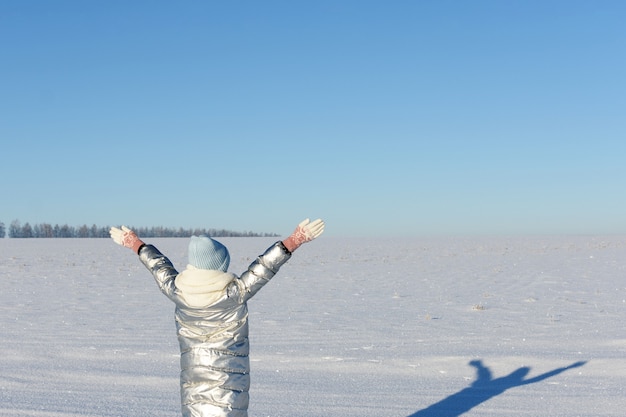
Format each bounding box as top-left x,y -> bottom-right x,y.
1,1 -> 625,237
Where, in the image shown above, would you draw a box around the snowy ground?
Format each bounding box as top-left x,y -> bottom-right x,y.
1,236 -> 625,417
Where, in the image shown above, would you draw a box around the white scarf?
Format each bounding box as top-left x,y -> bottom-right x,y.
174,265 -> 236,308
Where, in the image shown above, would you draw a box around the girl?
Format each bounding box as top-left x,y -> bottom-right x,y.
110,219 -> 324,417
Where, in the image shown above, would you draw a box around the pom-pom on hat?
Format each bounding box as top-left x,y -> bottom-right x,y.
188,235 -> 230,272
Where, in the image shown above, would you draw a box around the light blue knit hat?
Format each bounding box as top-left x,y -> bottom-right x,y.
188,235 -> 230,272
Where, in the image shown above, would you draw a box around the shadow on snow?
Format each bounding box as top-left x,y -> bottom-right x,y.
407,359 -> 586,417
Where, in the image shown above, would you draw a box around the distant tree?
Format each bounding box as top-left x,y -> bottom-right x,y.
90,224 -> 99,238
57,224 -> 73,238
9,220 -> 21,238
3,220 -> 278,238
77,224 -> 90,238
22,222 -> 33,238
40,223 -> 54,238
96,226 -> 109,237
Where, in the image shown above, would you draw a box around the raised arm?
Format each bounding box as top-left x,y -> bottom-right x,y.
237,218 -> 325,302
110,225 -> 179,300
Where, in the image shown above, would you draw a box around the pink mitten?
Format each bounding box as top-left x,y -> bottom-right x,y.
110,226 -> 144,254
282,218 -> 325,253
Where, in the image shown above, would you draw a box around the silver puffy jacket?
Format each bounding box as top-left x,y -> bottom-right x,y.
138,241 -> 292,417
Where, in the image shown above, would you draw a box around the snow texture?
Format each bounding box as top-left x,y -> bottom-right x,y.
1,236 -> 625,416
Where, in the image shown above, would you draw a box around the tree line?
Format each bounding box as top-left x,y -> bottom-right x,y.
0,220 -> 279,239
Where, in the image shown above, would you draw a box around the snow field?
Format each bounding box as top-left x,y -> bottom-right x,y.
1,236 -> 625,416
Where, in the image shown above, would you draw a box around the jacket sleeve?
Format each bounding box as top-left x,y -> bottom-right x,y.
138,244 -> 179,302
237,241 -> 292,303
